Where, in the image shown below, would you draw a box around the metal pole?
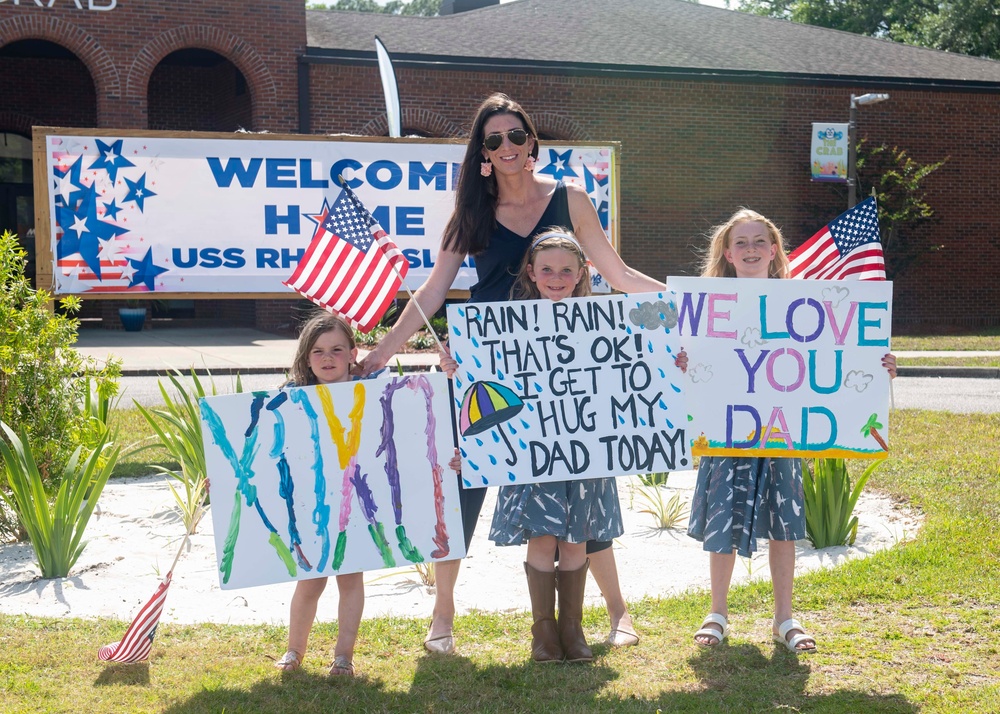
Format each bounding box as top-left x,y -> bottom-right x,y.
847,94 -> 857,209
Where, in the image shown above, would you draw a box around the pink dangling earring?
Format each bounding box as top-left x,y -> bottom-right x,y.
480,161 -> 493,177
524,156 -> 536,172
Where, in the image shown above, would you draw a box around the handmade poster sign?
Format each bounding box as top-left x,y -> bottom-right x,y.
446,292 -> 688,487
200,373 -> 464,590
668,276 -> 892,459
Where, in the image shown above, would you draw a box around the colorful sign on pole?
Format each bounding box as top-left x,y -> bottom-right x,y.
669,276 -> 892,459
811,122 -> 848,182
446,292 -> 689,487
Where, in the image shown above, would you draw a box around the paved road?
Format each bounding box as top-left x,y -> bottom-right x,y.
888,376 -> 1000,414
120,374 -> 999,413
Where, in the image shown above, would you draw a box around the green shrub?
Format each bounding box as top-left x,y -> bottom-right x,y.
0,230 -> 121,540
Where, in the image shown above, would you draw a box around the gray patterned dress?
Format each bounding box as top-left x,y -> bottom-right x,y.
687,456 -> 804,558
489,477 -> 624,546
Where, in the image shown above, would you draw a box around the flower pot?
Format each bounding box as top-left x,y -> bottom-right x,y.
118,307 -> 146,332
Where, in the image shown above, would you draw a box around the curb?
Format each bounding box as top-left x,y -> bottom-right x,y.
896,366 -> 1000,379
120,364 -> 437,378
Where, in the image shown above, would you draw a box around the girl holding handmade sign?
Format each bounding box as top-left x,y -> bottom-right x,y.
685,209 -> 896,653
273,312 -> 364,676
443,229 -> 617,662
359,93 -> 662,655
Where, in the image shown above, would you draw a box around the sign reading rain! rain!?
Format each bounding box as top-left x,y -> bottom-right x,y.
668,276 -> 893,459
446,292 -> 688,487
200,374 -> 465,589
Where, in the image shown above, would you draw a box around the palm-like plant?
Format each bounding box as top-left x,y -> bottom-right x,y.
802,457 -> 882,548
0,421 -> 120,578
133,370 -> 242,532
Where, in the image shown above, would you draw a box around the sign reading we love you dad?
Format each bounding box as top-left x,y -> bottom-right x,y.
200,373 -> 464,590
669,276 -> 892,460
446,293 -> 688,487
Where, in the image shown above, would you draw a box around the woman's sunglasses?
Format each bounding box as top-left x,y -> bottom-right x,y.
483,128 -> 529,152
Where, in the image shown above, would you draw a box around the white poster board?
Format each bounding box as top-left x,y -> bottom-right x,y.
669,276 -> 892,459
446,292 -> 688,487
200,373 -> 464,590
35,129 -> 619,296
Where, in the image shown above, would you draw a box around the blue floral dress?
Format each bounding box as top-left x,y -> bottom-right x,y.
687,456 -> 804,558
489,477 -> 624,546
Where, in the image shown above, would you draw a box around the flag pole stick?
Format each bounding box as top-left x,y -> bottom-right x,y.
336,175 -> 447,355
164,494 -> 207,579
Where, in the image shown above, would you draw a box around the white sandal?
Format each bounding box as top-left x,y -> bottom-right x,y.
773,618 -> 817,653
694,613 -> 730,646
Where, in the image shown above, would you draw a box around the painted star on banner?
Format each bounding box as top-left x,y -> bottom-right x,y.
55,185 -> 128,279
123,173 -> 157,212
304,200 -> 333,234
89,138 -> 135,185
537,148 -> 578,181
52,156 -> 89,207
57,266 -> 92,295
98,236 -> 123,266
127,247 -> 169,290
583,165 -> 610,230
118,259 -> 137,283
102,198 -> 122,221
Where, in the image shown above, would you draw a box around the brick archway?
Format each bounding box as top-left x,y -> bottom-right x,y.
531,112 -> 593,142
127,26 -> 277,130
359,108 -> 464,138
0,16 -> 119,125
0,110 -> 35,138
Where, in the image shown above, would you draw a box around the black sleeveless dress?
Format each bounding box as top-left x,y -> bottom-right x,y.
455,181 -> 615,556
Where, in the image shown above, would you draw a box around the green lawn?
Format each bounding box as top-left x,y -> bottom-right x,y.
1,408 -> 998,713
892,327 -> 1000,351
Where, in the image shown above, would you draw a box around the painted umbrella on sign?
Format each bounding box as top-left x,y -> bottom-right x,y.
459,380 -> 524,467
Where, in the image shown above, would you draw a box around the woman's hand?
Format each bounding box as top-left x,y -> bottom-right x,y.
356,344 -> 390,377
448,448 -> 461,475
439,343 -> 458,378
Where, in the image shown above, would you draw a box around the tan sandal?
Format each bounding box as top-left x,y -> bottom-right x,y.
328,655 -> 355,677
274,650 -> 302,671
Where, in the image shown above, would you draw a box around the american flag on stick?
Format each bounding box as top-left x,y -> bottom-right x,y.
283,182 -> 409,332
789,197 -> 886,281
98,573 -> 172,663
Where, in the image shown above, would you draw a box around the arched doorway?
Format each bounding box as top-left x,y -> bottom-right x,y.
148,48 -> 252,132
0,132 -> 34,284
0,39 -> 98,128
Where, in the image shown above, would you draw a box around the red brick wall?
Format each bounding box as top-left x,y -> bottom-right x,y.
3,0 -> 996,331
0,0 -> 304,131
149,62 -> 252,132
308,64 -> 1000,330
0,54 -> 97,128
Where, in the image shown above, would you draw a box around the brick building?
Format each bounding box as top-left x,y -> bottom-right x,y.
3,0 -> 999,330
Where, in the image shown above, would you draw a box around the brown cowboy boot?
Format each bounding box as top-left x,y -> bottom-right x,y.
557,559 -> 594,663
524,562 -> 563,662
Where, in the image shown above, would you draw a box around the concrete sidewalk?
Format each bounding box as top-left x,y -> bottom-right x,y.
74,326 -> 439,377
74,326 -> 1000,378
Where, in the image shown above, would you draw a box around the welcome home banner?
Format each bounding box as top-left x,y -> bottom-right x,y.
669,276 -> 892,459
34,128 -> 619,297
200,373 -> 464,590
446,292 -> 688,488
